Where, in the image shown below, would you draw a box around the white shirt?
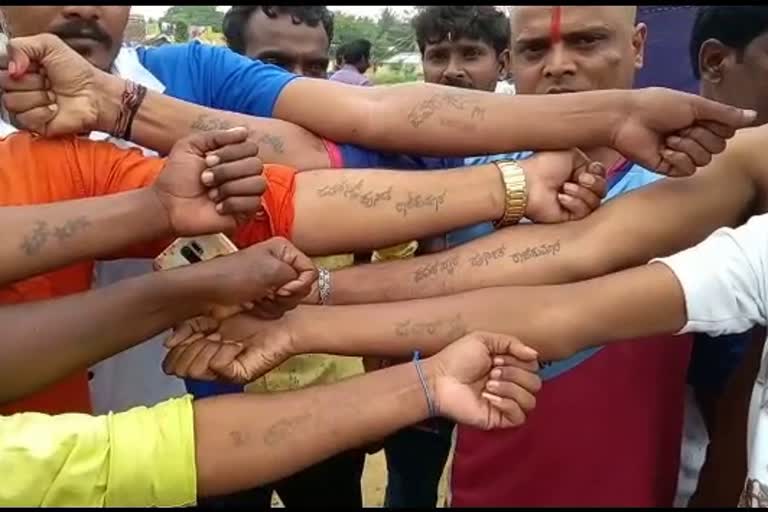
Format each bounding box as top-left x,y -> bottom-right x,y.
657,212 -> 768,507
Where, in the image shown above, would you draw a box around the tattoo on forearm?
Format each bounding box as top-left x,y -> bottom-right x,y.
257,133 -> 285,154
413,254 -> 459,283
191,114 -> 234,131
263,411 -> 313,446
509,241 -> 561,264
317,178 -> 393,208
394,313 -> 466,340
407,92 -> 487,130
395,191 -> 447,217
20,217 -> 91,256
468,244 -> 506,267
191,115 -> 286,154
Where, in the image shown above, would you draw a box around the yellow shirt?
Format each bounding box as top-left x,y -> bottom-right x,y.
246,243 -> 419,394
0,395 -> 197,507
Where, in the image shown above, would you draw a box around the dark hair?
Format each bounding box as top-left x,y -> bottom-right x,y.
412,5 -> 511,56
340,39 -> 372,66
223,5 -> 335,54
689,6 -> 768,79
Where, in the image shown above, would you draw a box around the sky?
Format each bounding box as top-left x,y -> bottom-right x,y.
130,5 -> 415,21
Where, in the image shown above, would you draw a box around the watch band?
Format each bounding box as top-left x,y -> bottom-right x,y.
492,160 -> 528,228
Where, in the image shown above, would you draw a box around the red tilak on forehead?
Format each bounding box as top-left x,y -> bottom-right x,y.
550,6 -> 563,44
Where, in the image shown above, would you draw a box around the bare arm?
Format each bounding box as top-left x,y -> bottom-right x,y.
194,359 -> 429,497
0,267 -> 206,403
0,189 -> 169,286
326,125 -> 765,305
285,262 -> 687,363
275,79 -> 755,176
291,165 -> 503,255
96,73 -> 332,170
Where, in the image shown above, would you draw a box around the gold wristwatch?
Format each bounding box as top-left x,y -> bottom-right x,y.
492,160 -> 528,228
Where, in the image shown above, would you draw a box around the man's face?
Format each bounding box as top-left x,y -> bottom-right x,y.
422,37 -> 509,92
510,6 -> 646,94
244,9 -> 329,79
2,6 -> 129,71
702,33 -> 768,126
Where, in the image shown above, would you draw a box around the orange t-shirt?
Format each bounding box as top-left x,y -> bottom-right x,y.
0,132 -> 297,415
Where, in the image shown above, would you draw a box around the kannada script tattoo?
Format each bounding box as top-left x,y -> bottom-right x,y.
469,244 -> 506,267
413,254 -> 460,283
407,92 -> 487,130
509,240 -> 561,264
395,191 -> 447,217
394,313 -> 466,341
263,411 -> 313,446
190,115 -> 285,154
317,178 -> 393,208
20,217 -> 92,256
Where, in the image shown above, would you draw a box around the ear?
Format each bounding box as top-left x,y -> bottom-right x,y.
699,38 -> 731,84
497,47 -> 511,79
631,22 -> 648,70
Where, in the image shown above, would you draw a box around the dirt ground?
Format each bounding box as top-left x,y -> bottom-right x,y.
272,449 -> 449,507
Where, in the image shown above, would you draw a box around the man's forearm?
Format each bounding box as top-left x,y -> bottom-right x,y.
0,266 -> 217,403
327,150 -> 758,304
286,263 -> 686,362
0,189 -> 171,286
292,164 -> 504,255
97,73 -> 332,169
276,80 -> 626,156
194,357 -> 431,497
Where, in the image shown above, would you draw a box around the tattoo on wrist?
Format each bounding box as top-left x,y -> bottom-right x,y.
263,411 -> 313,446
413,254 -> 460,283
407,92 -> 487,129
317,178 -> 393,208
20,217 -> 92,256
395,191 -> 446,217
395,313 -> 466,340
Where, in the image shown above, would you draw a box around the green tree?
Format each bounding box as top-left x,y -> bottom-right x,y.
161,5 -> 224,29
331,9 -> 416,64
174,21 -> 189,43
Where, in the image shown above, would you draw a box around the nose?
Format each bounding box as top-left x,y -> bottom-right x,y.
543,43 -> 576,80
60,6 -> 101,20
443,56 -> 467,81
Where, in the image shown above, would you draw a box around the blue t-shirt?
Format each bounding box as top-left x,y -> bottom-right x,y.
137,41 -> 298,119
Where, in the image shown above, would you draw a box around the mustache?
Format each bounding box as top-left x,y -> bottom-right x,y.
50,19 -> 112,46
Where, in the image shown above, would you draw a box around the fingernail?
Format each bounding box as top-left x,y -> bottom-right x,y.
494,357 -> 504,366
481,392 -> 502,404
201,171 -> 214,186
522,346 -> 538,358
491,368 -> 501,379
578,173 -> 595,186
208,188 -> 218,201
277,289 -> 292,297
47,103 -> 57,112
8,61 -> 16,75
668,136 -> 681,145
227,126 -> 247,133
486,380 -> 499,390
557,193 -> 571,203
563,183 -> 579,194
205,154 -> 221,167
744,109 -> 758,121
215,203 -> 224,213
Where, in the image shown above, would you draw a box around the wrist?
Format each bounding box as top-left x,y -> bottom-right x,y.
94,72 -> 126,134
147,266 -> 213,318
138,187 -> 175,239
419,356 -> 444,417
281,306 -> 315,354
491,160 -> 528,228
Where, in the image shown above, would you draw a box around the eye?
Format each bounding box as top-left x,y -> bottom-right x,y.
463,48 -> 482,60
572,34 -> 603,48
426,51 -> 448,63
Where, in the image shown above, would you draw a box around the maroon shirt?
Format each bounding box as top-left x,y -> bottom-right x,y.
450,334 -> 693,507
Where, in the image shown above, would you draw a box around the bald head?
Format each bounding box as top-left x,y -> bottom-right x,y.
508,5 -> 646,94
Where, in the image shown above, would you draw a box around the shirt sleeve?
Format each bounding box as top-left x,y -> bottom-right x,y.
654,213 -> 768,337
69,137 -> 164,196
0,395 -> 197,507
232,164 -> 297,247
139,42 -> 299,117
